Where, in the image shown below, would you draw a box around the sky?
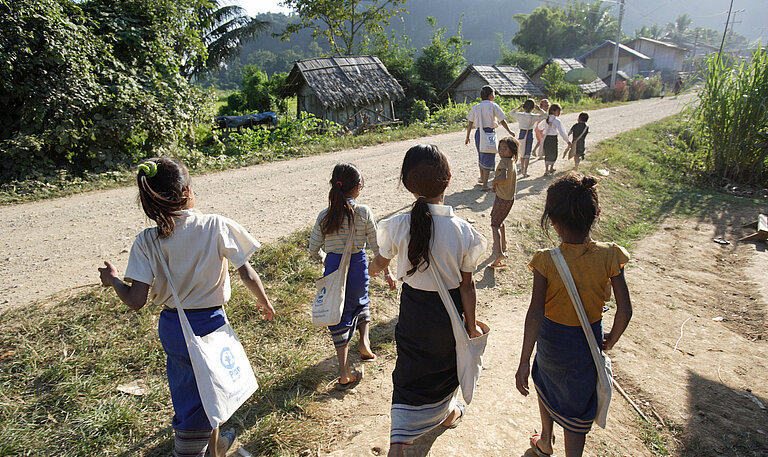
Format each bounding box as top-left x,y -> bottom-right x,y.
234,0 -> 292,16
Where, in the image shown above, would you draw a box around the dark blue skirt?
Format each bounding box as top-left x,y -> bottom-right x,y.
324,250 -> 371,347
519,129 -> 534,157
158,307 -> 226,431
532,317 -> 603,434
474,127 -> 497,171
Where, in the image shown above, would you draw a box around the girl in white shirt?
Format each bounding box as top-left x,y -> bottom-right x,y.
539,103 -> 572,175
369,144 -> 487,457
98,157 -> 274,457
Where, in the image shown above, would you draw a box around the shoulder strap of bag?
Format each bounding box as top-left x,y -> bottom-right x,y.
150,233 -> 197,330
428,254 -> 468,346
338,213 -> 356,267
575,125 -> 589,143
549,248 -> 604,369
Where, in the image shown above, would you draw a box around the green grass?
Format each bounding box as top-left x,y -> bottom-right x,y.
0,230 -> 398,456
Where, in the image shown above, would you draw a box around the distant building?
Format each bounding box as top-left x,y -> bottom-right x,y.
442,65 -> 543,104
624,37 -> 689,73
579,41 -> 651,82
528,58 -> 608,95
280,56 -> 404,130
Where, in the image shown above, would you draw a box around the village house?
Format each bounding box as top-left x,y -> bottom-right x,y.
442,65 -> 543,104
624,37 -> 689,74
528,58 -> 608,95
280,56 -> 404,130
579,40 -> 651,82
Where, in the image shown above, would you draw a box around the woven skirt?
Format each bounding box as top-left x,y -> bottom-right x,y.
543,136 -> 559,163
324,250 -> 371,347
474,128 -> 497,171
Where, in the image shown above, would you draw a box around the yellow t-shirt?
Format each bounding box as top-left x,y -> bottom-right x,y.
528,241 -> 629,326
493,157 -> 517,201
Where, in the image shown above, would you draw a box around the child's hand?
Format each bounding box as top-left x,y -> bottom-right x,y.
98,261 -> 119,287
515,361 -> 530,396
384,271 -> 397,290
257,299 -> 276,321
603,331 -> 617,350
464,137 -> 470,145
465,322 -> 482,338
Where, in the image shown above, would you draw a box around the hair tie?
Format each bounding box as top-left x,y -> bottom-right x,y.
336,181 -> 343,187
138,161 -> 158,178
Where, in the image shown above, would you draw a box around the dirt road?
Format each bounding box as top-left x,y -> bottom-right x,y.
0,97 -> 691,309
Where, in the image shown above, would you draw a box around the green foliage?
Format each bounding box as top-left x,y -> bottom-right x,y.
278,0 -> 405,56
219,66 -> 287,115
498,49 -> 543,73
542,63 -> 566,97
409,100 -> 430,122
627,76 -> 662,101
691,50 -> 768,186
415,17 -> 470,106
0,0 -> 213,181
226,112 -> 344,156
513,1 -> 617,57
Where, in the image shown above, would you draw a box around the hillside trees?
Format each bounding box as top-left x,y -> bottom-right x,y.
415,17 -> 470,106
0,0 -> 211,179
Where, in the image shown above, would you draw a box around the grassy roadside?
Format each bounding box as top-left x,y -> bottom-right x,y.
0,99 -> 628,206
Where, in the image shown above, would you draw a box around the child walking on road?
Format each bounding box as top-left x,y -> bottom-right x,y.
567,112 -> 590,171
309,163 -> 395,390
489,137 -> 519,268
540,104 -> 571,175
515,173 -> 633,457
98,157 -> 275,457
369,144 -> 487,457
532,98 -> 551,158
509,99 -> 547,177
465,85 -> 515,190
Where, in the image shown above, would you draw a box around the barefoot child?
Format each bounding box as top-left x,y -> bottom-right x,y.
369,144 -> 487,457
567,112 -> 590,171
98,158 -> 275,457
515,173 -> 633,457
464,85 -> 515,190
540,103 -> 571,175
489,137 -> 520,268
509,99 -> 546,177
309,163 -> 395,390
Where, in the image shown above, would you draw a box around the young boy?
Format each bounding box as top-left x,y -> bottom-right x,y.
464,85 -> 515,190
509,99 -> 547,178
568,112 -> 590,171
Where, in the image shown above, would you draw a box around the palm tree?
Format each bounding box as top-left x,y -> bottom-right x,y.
182,1 -> 270,80
568,1 -> 617,51
664,14 -> 693,44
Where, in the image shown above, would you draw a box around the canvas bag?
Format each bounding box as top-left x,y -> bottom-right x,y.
550,248 -> 613,428
311,217 -> 356,327
429,256 -> 490,405
476,105 -> 498,153
153,237 -> 258,429
562,125 -> 589,159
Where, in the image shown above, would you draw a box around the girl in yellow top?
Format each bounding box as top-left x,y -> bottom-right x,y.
515,173 -> 633,457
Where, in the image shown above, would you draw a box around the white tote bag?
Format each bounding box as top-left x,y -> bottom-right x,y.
311,218 -> 356,327
154,238 -> 258,429
476,109 -> 497,153
550,248 -> 613,428
429,257 -> 490,405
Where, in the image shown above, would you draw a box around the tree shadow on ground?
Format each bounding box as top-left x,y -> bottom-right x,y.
682,370 -> 767,456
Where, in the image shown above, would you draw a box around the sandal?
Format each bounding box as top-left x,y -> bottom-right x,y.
210,429 -> 237,457
529,433 -> 555,457
442,402 -> 465,429
360,353 -> 377,362
334,371 -> 361,391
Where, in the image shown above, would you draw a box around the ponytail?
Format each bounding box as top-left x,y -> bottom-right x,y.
136,157 -> 190,238
320,163 -> 362,235
407,197 -> 432,276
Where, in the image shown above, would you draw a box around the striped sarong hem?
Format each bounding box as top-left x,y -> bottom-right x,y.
390,391 -> 458,444
330,307 -> 370,347
535,384 -> 594,434
172,429 -> 211,457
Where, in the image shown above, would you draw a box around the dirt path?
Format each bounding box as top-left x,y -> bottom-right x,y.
0,97 -> 691,309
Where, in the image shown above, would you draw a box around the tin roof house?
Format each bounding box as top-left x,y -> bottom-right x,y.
624,37 -> 689,73
579,41 -> 651,83
280,56 -> 405,130
442,65 -> 544,104
528,58 -> 608,95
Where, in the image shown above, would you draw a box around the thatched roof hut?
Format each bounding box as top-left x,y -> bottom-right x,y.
528,58 -> 608,95
280,56 -> 405,130
442,65 -> 543,104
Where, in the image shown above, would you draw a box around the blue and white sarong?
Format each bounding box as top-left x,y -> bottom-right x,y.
474,127 -> 496,171
324,250 -> 371,347
519,129 -> 534,157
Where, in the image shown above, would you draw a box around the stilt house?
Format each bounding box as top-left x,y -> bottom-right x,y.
528,58 -> 608,95
442,65 -> 544,104
280,56 -> 405,130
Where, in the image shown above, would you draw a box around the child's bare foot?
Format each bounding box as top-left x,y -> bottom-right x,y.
441,403 -> 465,428
530,433 -> 554,456
359,344 -> 377,361
480,186 -> 491,191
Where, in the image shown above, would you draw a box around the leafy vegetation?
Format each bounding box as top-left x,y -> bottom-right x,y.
497,49 -> 544,73
219,67 -> 288,115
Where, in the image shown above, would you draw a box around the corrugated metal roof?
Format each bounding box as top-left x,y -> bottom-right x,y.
280,56 -> 405,109
443,65 -> 544,98
579,41 -> 652,61
529,58 -> 608,95
626,37 -> 690,52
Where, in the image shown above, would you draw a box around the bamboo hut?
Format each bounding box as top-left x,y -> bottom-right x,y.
528,58 -> 608,95
280,56 -> 405,130
442,65 -> 544,103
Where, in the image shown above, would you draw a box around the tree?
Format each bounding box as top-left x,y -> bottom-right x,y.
635,24 -> 663,40
498,49 -> 543,73
182,1 -> 269,80
567,1 -> 617,52
278,0 -> 405,56
664,14 -> 693,44
415,17 -> 470,106
512,7 -> 570,57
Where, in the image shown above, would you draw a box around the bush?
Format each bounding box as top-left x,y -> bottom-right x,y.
613,81 -> 629,102
498,50 -> 543,73
219,66 -> 288,116
409,100 -> 430,122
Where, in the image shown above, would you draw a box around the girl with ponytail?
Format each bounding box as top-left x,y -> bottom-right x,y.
515,173 -> 633,457
309,163 -> 394,390
369,145 -> 487,457
99,157 -> 275,457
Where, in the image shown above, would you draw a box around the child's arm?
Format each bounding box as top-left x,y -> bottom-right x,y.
368,253 -> 391,277
515,269 -> 547,396
464,121 -> 474,145
604,269 -> 632,350
500,119 -> 515,136
459,271 -> 482,338
99,261 -> 150,311
238,263 -> 276,320
491,167 -> 507,187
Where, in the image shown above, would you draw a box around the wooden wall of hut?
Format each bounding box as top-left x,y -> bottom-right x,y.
451,73 -> 487,104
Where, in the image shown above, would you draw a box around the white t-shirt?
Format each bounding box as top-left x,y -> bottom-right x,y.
539,115 -> 570,141
124,209 -> 260,309
509,111 -> 547,130
466,100 -> 507,129
377,204 -> 487,291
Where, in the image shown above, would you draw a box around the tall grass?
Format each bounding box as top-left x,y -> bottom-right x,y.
693,47 -> 768,186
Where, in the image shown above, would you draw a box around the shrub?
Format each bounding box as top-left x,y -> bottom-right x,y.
612,81 -> 629,102
498,50 -> 543,73
409,100 -> 430,122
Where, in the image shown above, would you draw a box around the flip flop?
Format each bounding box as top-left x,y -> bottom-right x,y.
334,371 -> 361,391
487,262 -> 508,269
529,434 -> 555,457
214,429 -> 237,456
443,402 -> 465,429
360,354 -> 377,362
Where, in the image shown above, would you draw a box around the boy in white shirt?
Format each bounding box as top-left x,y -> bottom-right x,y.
509,99 -> 547,177
464,85 -> 515,190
